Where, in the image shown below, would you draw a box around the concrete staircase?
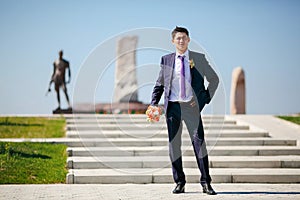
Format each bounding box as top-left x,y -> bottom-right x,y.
65,114 -> 300,184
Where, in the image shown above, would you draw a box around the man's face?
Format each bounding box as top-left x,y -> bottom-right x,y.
172,32 -> 190,53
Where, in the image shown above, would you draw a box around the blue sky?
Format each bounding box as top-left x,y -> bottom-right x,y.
0,0 -> 299,115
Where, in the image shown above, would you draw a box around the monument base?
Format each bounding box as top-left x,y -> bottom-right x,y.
53,108 -> 73,114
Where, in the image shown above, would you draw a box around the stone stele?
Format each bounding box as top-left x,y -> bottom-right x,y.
113,36 -> 139,103
230,67 -> 246,114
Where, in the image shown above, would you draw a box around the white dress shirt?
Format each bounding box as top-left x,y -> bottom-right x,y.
169,50 -> 193,102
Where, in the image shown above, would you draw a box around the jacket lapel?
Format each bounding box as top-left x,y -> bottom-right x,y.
163,53 -> 175,97
170,53 -> 176,72
165,53 -> 175,86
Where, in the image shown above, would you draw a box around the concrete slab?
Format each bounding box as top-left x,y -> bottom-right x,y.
63,114 -> 225,119
1,138 -> 295,147
66,130 -> 269,138
68,155 -> 300,169
67,168 -> 300,184
1,184 -> 300,200
66,124 -> 250,131
229,115 -> 300,144
66,119 -> 236,124
67,146 -> 300,157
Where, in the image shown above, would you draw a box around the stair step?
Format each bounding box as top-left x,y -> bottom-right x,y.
66,130 -> 269,138
2,138 -> 294,147
67,156 -> 300,169
66,124 -> 249,131
67,146 -> 300,157
64,114 -> 226,120
49,138 -> 296,147
66,119 -> 236,125
66,168 -> 300,184
63,114 -> 300,184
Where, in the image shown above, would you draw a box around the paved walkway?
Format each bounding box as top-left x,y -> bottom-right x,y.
229,115 -> 300,143
1,184 -> 300,200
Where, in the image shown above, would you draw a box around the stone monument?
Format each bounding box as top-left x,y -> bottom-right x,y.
73,36 -> 148,114
230,67 -> 246,114
113,36 -> 138,103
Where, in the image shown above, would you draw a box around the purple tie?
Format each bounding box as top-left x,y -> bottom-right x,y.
179,55 -> 186,99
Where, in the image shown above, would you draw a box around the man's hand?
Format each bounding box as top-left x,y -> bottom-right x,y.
146,105 -> 162,122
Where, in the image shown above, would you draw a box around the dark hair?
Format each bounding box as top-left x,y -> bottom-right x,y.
172,26 -> 189,38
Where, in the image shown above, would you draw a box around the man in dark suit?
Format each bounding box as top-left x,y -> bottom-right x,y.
150,26 -> 219,195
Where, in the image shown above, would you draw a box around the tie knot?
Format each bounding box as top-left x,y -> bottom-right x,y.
178,55 -> 185,61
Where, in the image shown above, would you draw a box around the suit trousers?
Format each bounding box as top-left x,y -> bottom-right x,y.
166,100 -> 212,185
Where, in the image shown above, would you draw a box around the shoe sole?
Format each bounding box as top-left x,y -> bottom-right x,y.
173,188 -> 185,194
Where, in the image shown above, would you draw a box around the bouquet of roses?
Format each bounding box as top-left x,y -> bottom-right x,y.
146,105 -> 162,122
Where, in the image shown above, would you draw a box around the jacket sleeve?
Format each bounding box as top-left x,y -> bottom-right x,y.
203,55 -> 219,104
151,57 -> 165,105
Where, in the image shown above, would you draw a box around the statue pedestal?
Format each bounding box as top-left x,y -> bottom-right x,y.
53,108 -> 73,114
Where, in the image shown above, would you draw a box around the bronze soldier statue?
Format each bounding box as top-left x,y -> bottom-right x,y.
47,50 -> 71,111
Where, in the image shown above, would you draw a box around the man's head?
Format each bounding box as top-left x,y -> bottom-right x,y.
59,50 -> 63,58
172,26 -> 190,54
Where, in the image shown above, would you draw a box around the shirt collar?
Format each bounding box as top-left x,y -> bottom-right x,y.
176,50 -> 189,59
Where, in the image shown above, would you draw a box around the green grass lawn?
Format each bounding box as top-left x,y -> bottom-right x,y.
278,116 -> 300,125
0,117 -> 66,138
0,142 -> 67,184
0,116 -> 68,184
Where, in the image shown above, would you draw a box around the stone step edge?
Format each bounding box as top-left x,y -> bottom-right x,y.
66,132 -> 270,138
66,120 -> 237,125
67,156 -> 300,169
20,139 -> 297,147
66,168 -> 300,184
64,114 -> 226,118
66,146 -> 300,156
1,138 -> 293,143
66,124 -> 248,128
66,130 -> 268,134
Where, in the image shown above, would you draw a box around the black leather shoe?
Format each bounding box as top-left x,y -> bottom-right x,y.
202,184 -> 217,195
172,183 -> 185,194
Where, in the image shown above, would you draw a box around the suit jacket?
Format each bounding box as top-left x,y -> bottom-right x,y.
151,50 -> 219,112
